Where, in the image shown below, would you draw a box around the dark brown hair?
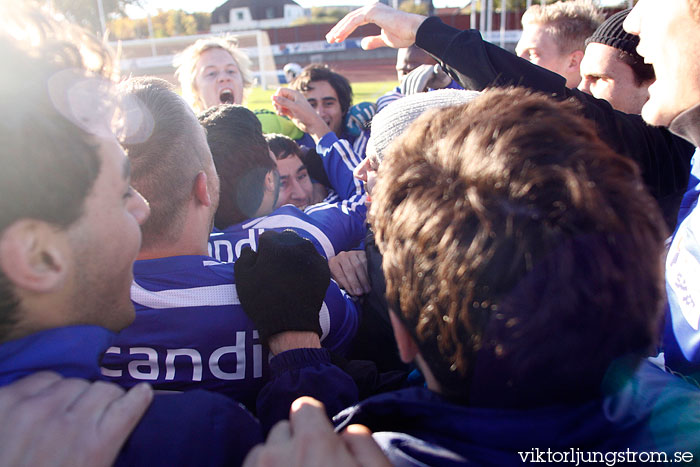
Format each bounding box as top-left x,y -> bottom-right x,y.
199,105 -> 276,229
266,133 -> 302,160
371,87 -> 667,404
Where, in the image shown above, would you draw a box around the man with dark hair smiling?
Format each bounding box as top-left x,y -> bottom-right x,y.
288,64 -> 353,138
267,133 -> 316,210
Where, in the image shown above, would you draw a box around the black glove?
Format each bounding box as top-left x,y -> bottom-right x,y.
234,230 -> 330,343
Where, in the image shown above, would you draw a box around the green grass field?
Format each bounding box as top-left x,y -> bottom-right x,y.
245,80 -> 396,111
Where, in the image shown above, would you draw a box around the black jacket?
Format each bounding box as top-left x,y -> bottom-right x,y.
415,17 -> 694,230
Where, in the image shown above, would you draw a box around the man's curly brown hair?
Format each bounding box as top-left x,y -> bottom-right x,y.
370,87 -> 667,404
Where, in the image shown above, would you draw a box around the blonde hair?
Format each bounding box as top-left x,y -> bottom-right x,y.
522,0 -> 604,54
174,36 -> 253,113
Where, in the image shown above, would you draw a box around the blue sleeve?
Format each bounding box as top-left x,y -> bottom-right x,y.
304,195 -> 368,254
295,133 -> 315,149
444,79 -> 463,90
664,185 -> 700,380
319,279 -> 359,356
316,132 -> 366,201
377,86 -> 402,112
256,348 -> 359,434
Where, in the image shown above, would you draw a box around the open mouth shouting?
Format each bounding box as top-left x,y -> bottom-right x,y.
219,89 -> 234,104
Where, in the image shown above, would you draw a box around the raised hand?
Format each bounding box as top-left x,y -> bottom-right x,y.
326,3 -> 426,51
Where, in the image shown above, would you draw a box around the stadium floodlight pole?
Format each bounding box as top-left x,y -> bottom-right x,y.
96,0 -> 106,37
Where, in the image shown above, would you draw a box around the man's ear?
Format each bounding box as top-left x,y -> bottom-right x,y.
193,171 -> 212,207
568,49 -> 584,72
264,169 -> 277,193
389,310 -> 420,363
0,220 -> 69,293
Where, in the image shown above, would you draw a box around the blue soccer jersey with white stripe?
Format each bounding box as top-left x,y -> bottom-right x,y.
100,255 -> 358,409
315,131 -> 367,201
296,129 -> 367,202
209,201 -> 366,262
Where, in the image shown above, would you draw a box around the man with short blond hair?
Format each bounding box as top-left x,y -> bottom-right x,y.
516,0 -> 603,87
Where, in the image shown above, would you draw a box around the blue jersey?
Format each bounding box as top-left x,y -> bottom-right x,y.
316,131 -> 366,201
665,151 -> 700,377
209,202 -> 366,262
297,129 -> 367,202
101,255 -> 358,409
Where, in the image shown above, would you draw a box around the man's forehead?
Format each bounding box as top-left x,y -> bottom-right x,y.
404,47 -> 433,66
582,43 -> 619,70
305,80 -> 338,99
277,154 -> 304,174
519,23 -> 551,44
92,134 -> 131,189
197,48 -> 236,68
122,156 -> 131,180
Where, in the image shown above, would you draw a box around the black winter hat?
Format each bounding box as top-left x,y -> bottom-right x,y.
585,9 -> 641,60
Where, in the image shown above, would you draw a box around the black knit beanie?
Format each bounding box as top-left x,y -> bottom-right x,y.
585,9 -> 641,59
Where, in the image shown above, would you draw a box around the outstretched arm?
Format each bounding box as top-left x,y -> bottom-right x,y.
327,4 -> 693,230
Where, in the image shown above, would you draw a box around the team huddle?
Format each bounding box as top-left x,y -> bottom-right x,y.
1,0 -> 700,465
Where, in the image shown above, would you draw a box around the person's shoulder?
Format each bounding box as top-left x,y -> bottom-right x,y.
133,255 -> 233,288
616,360 -> 700,453
255,205 -> 313,225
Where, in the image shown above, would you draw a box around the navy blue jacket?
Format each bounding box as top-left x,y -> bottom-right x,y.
334,361 -> 700,466
0,326 -> 262,466
415,16 -> 694,231
0,326 -> 361,464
